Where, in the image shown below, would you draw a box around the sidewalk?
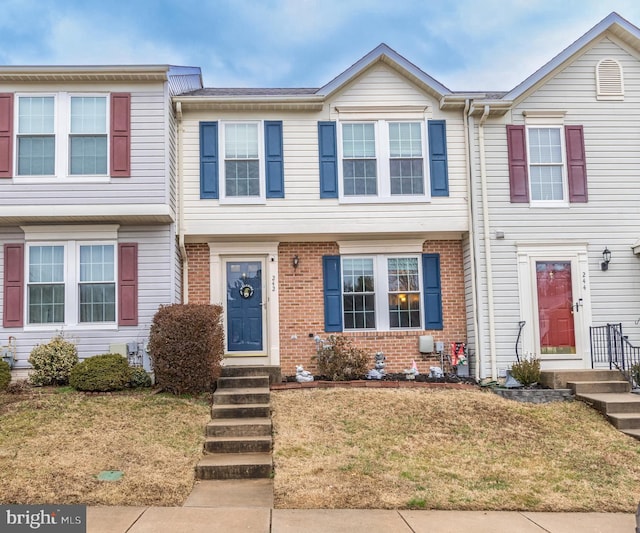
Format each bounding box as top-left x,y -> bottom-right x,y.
87,507 -> 635,533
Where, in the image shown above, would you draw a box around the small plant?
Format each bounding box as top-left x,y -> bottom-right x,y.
28,335 -> 78,386
6,379 -> 31,394
313,335 -> 370,381
631,363 -> 640,388
510,354 -> 541,387
69,354 -> 132,392
0,360 -> 11,391
128,366 -> 152,388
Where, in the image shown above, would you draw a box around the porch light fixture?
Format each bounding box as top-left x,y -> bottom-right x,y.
292,255 -> 300,269
601,247 -> 611,271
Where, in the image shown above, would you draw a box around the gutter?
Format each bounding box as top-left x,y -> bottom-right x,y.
477,105 -> 498,380
463,99 -> 482,382
175,101 -> 189,303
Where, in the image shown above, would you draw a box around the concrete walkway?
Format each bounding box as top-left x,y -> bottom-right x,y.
87,507 -> 635,532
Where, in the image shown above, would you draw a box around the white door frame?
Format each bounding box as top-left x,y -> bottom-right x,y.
209,242 -> 280,366
516,242 -> 592,369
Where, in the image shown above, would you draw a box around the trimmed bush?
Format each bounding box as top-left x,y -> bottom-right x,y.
70,354 -> 132,392
510,355 -> 541,386
28,335 -> 78,386
313,335 -> 370,381
129,366 -> 152,388
149,304 -> 224,394
0,360 -> 11,392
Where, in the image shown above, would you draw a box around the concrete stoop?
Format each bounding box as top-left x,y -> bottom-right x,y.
195,366 -> 278,480
540,369 -> 640,440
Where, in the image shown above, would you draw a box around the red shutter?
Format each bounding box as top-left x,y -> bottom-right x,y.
3,243 -> 24,327
565,125 -> 588,203
110,93 -> 131,177
506,125 -> 529,203
118,243 -> 138,326
0,93 -> 14,179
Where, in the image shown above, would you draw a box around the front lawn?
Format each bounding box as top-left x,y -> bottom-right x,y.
0,389 -> 209,506
271,388 -> 640,511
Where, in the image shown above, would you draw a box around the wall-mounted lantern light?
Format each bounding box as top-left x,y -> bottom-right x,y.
601,247 -> 611,271
293,255 -> 300,269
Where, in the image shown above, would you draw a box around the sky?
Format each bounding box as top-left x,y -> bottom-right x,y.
2,1 -> 640,91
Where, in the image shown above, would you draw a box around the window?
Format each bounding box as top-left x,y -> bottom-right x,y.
11,92 -> 122,179
70,96 -> 107,175
341,255 -> 422,331
17,96 -> 55,176
527,127 -> 565,202
26,242 -> 116,326
222,122 -> 261,198
340,121 -> 426,199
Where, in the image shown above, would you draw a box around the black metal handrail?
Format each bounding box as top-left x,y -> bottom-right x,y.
590,323 -> 640,387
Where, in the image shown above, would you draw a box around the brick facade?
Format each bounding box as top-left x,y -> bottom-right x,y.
185,243 -> 210,304
185,239 -> 467,377
278,240 -> 467,376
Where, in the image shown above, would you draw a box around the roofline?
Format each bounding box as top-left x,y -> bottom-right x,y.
0,64 -> 173,82
504,12 -> 640,101
317,43 -> 451,98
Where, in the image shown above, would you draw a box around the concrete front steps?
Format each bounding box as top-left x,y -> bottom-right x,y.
195,366 -> 280,480
540,369 -> 640,440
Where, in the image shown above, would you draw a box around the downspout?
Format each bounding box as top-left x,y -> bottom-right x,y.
463,99 -> 482,381
175,101 -> 189,303
478,105 -> 498,380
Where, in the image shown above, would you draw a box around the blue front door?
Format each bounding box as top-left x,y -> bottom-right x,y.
226,261 -> 263,352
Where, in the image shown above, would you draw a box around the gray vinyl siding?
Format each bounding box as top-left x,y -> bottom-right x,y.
474,36 -> 640,376
0,88 -> 169,207
1,225 -> 174,367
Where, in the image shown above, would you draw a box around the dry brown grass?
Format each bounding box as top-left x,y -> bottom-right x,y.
0,389 -> 209,506
271,388 -> 640,511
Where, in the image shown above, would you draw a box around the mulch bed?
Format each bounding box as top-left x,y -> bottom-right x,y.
272,373 -> 477,391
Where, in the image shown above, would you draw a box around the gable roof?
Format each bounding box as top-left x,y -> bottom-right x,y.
504,12 -> 640,102
317,43 -> 452,99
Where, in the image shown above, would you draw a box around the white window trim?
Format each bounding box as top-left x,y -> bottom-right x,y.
13,92 -> 110,183
219,120 -> 266,205
337,119 -> 430,204
24,239 -> 118,331
525,124 -> 569,207
342,253 -> 423,332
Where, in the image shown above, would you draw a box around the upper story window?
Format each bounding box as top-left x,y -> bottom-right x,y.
0,91 -> 131,181
17,96 -> 55,176
339,120 -> 426,200
527,127 -> 566,202
70,96 -> 107,175
223,122 -> 261,198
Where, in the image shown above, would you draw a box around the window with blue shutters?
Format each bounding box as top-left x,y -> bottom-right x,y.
199,120 -> 285,201
323,253 -> 442,332
321,119 -> 448,201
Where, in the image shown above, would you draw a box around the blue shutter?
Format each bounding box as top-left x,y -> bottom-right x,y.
200,121 -> 218,199
428,120 -> 449,197
265,121 -> 284,198
422,253 -> 443,330
323,255 -> 343,332
318,121 -> 338,198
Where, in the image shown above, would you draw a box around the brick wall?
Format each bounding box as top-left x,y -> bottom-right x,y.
185,243 -> 210,304
278,240 -> 467,377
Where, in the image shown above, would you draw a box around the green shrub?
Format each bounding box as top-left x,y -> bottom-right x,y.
313,335 -> 371,381
28,335 -> 78,386
129,366 -> 152,388
69,354 -> 132,392
631,363 -> 640,388
0,360 -> 11,391
149,304 -> 224,394
510,355 -> 541,386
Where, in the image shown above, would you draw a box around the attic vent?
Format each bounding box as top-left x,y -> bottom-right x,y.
596,58 -> 623,100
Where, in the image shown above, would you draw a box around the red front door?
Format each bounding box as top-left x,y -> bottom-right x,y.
536,261 -> 576,355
